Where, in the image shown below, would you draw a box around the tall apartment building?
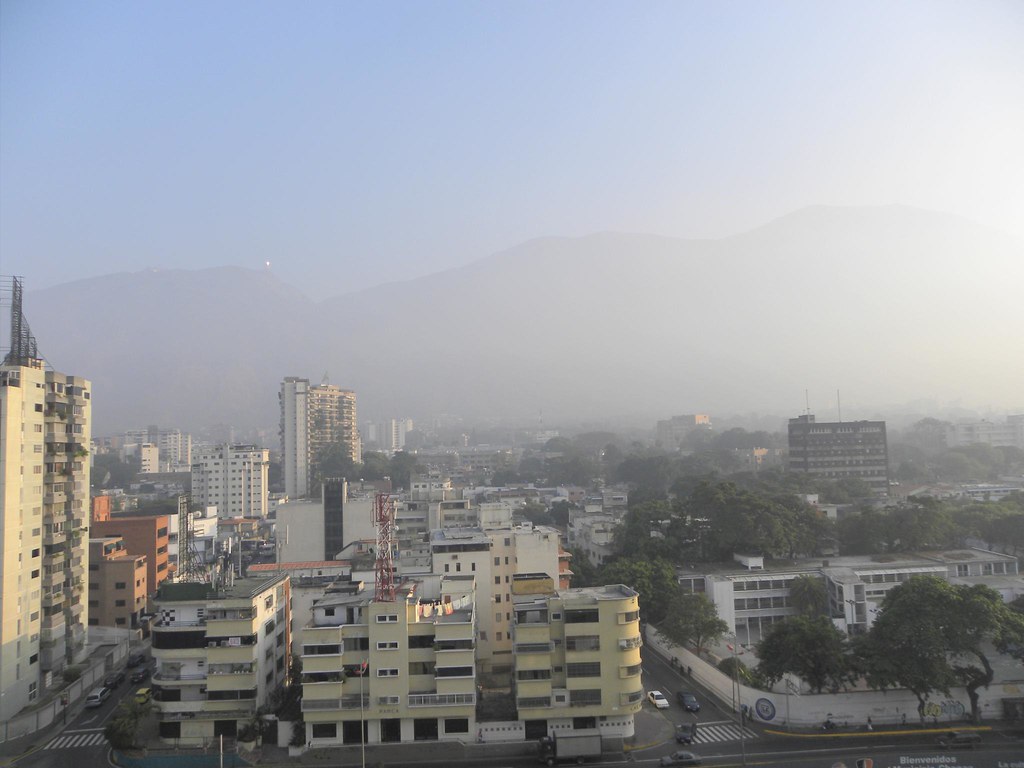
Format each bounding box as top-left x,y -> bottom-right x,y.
191,444 -> 270,518
280,377 -> 359,499
511,581 -> 643,739
150,574 -> 291,745
655,414 -> 712,450
299,578 -> 477,746
124,427 -> 193,472
87,536 -> 147,632
787,414 -> 890,494
1,351 -> 92,719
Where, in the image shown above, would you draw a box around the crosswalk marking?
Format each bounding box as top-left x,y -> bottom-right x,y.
44,732 -> 107,749
689,722 -> 758,744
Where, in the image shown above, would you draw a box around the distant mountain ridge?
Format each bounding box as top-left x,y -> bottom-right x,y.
24,205 -> 1024,433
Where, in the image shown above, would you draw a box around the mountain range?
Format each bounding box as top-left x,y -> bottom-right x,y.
20,205 -> 1024,435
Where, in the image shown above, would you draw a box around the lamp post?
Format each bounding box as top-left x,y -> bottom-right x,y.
727,639 -> 747,767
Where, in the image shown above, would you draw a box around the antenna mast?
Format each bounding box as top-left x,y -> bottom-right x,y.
176,494 -> 208,582
374,492 -> 396,602
1,276 -> 40,366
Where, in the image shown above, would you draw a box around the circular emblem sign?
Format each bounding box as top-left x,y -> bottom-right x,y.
754,697 -> 776,721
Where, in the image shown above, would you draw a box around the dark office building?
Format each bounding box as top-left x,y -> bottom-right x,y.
788,415 -> 890,495
323,478 -> 346,560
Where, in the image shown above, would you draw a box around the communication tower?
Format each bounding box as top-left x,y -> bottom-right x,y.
374,492 -> 396,602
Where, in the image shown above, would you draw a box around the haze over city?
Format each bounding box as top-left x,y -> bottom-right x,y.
2,1 -> 1023,431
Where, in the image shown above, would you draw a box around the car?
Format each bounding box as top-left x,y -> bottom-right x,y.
677,691 -> 700,712
648,690 -> 670,709
675,723 -> 696,744
134,687 -> 152,704
103,670 -> 126,688
85,687 -> 110,708
659,750 -> 702,766
936,730 -> 981,749
130,666 -> 150,683
126,652 -> 146,668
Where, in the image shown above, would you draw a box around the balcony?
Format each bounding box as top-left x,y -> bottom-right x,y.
205,618 -> 254,637
153,672 -> 207,685
301,694 -> 369,712
408,693 -> 475,707
618,636 -> 643,651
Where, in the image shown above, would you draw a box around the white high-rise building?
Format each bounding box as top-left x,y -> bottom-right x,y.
1,357 -> 92,719
279,376 -> 359,499
191,444 -> 269,518
124,427 -> 193,472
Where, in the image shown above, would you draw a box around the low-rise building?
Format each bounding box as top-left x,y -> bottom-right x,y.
91,514 -> 171,595
511,580 -> 643,739
150,573 -> 291,745
87,536 -> 148,632
300,577 -> 477,746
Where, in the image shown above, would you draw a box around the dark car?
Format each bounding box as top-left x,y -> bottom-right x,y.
103,670 -> 126,688
127,652 -> 146,668
129,666 -> 150,683
936,730 -> 981,749
677,691 -> 700,712
675,723 -> 696,744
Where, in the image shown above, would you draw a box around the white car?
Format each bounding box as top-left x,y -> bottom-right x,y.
647,690 -> 670,709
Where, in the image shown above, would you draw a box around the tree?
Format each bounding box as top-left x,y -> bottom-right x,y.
568,548 -> 599,588
598,557 -> 679,624
789,575 -> 828,617
858,575 -> 1024,722
104,696 -> 150,750
756,616 -> 852,693
658,593 -> 728,653
388,451 -> 422,490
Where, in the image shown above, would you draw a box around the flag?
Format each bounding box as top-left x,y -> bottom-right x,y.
358,660 -> 368,676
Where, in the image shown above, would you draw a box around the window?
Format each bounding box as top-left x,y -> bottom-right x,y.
565,609 -> 599,624
377,668 -> 399,677
567,662 -> 601,678
494,576 -> 501,585
494,557 -> 500,566
376,614 -> 398,623
565,635 -> 600,651
311,723 -> 337,739
569,689 -> 602,706
114,582 -> 126,589
377,641 -> 399,650
444,718 -> 469,734
436,666 -> 473,677
115,600 -> 126,607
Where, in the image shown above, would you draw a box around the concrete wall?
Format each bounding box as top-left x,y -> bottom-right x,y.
645,626 -> 1008,728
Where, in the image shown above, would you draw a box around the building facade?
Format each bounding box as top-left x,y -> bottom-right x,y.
191,444 -> 270,518
947,416 -> 1024,450
511,582 -> 643,739
87,536 -> 148,631
1,356 -> 92,720
91,514 -> 171,595
150,574 -> 291,745
279,377 -> 359,499
788,415 -> 890,494
300,578 -> 477,746
124,427 -> 193,472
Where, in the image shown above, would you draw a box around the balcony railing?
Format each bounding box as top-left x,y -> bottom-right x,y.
407,693 -> 475,707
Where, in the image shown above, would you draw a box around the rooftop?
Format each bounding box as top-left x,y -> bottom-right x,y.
155,573 -> 287,602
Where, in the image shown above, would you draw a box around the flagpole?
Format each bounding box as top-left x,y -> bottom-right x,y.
360,667 -> 366,768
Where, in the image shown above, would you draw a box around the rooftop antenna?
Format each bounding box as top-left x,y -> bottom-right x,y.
374,492 -> 396,602
1,276 -> 40,366
321,370 -> 330,386
176,494 -> 208,583
804,389 -> 811,416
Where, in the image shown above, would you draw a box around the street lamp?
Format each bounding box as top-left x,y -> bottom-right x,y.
727,638 -> 747,768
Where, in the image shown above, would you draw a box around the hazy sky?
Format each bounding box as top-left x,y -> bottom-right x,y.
2,0 -> 1022,299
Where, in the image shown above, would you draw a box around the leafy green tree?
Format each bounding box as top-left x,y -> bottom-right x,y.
388,451 -> 422,490
104,696 -> 150,750
789,575 -> 828,617
858,576 -> 1024,721
757,616 -> 852,693
568,548 -> 599,588
518,500 -> 554,526
658,593 -> 728,652
360,451 -> 391,481
598,557 -> 679,624
312,440 -> 359,486
612,501 -> 674,560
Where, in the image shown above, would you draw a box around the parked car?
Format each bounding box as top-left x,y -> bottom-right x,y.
660,750 -> 702,766
134,687 -> 152,704
85,688 -> 110,708
129,666 -> 150,683
677,691 -> 700,712
936,730 -> 981,749
126,652 -> 146,668
675,723 -> 696,744
647,690 -> 670,709
103,670 -> 126,688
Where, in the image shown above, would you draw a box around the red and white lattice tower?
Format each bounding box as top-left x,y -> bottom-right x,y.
374,492 -> 396,602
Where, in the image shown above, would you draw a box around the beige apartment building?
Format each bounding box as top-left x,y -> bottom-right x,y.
300,577 -> 477,746
88,536 -> 148,632
1,352 -> 91,720
512,580 -> 644,739
150,573 -> 291,744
